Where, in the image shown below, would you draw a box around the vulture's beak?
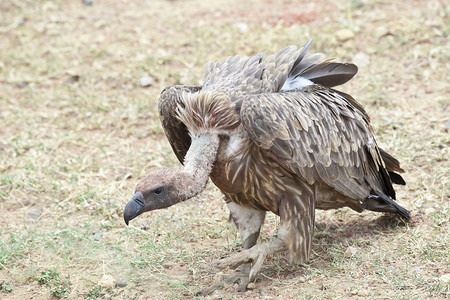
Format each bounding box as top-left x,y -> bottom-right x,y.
123,192 -> 145,225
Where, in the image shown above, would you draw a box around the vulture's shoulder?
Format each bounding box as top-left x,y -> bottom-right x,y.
158,85 -> 201,164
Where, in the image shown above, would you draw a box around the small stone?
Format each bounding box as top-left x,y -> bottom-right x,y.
374,26 -> 389,38
358,290 -> 369,296
258,289 -> 267,296
353,52 -> 370,67
286,273 -> 295,279
98,275 -> 115,288
17,81 -> 28,89
83,0 -> 93,5
439,274 -> 450,283
28,209 -> 41,220
92,230 -> 103,241
211,290 -> 223,299
17,18 -> 25,26
65,74 -> 80,84
335,29 -> 355,42
235,22 -> 249,33
297,276 -> 306,283
116,278 -> 127,287
344,246 -> 358,258
247,282 -> 256,289
138,74 -> 154,87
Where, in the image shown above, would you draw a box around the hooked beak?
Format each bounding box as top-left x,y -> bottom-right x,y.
124,192 -> 145,225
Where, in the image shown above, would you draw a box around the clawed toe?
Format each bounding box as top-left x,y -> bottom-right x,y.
199,240 -> 286,295
196,264 -> 254,296
211,245 -> 265,272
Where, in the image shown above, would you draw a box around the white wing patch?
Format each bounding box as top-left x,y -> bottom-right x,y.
281,76 -> 314,91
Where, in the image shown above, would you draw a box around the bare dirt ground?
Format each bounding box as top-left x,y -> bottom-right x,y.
0,0 -> 448,299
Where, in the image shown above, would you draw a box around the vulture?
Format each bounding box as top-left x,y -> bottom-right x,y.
123,40 -> 410,292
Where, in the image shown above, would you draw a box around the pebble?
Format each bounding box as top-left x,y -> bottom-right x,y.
211,290 -> 223,299
235,22 -> 249,33
28,209 -> 41,220
258,288 -> 273,298
17,81 -> 28,89
335,29 -> 355,42
353,52 -> 370,67
92,230 -> 103,241
139,74 -> 154,87
358,290 -> 370,296
374,26 -> 389,38
258,289 -> 267,296
247,282 -> 256,289
344,246 -> 358,258
439,274 -> 450,283
98,275 -> 115,288
116,278 -> 128,287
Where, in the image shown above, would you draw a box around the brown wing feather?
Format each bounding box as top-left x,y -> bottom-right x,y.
158,85 -> 201,164
240,85 -> 394,201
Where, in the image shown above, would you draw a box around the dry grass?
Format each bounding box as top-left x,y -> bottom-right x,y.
0,0 -> 448,299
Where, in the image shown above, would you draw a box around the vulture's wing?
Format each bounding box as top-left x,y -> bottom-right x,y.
240,85 -> 395,202
158,85 -> 202,164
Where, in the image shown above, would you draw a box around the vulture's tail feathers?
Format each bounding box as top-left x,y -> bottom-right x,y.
367,190 -> 411,220
285,39 -> 358,89
388,171 -> 406,185
379,148 -> 405,173
379,148 -> 406,185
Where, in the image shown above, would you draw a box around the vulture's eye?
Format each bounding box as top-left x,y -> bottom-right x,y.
153,187 -> 164,195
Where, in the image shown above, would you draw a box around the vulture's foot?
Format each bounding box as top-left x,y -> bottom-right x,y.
196,264 -> 251,296
198,238 -> 286,294
212,238 -> 286,279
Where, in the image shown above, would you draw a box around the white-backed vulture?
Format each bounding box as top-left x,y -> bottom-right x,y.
123,40 -> 410,293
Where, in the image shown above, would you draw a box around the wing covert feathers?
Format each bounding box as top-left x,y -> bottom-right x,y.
241,85 -> 395,201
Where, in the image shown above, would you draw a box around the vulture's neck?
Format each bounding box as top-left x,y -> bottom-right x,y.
178,133 -> 220,200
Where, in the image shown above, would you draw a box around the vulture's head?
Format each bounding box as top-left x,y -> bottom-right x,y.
123,168 -> 181,225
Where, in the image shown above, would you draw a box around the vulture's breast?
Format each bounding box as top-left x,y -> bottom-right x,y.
210,129 -> 292,213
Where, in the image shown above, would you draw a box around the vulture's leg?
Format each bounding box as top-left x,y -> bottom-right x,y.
198,203 -> 266,295
227,202 -> 266,250
211,185 -> 315,288
208,205 -> 287,291
223,202 -> 266,291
